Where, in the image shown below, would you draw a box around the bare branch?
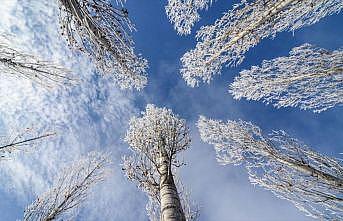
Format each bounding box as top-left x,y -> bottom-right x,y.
0,36 -> 72,88
198,116 -> 343,220
0,127 -> 55,159
23,151 -> 111,221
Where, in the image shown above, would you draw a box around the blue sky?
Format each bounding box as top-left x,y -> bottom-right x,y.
0,0 -> 342,221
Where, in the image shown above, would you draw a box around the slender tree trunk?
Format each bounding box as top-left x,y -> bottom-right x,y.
159,154 -> 186,221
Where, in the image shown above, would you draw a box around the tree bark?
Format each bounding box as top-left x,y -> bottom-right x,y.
159,154 -> 186,221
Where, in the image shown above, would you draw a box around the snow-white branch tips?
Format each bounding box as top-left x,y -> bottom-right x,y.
123,104 -> 198,221
198,116 -> 343,220
181,0 -> 343,87
0,37 -> 72,88
58,0 -> 148,90
165,0 -> 213,35
230,44 -> 343,113
23,151 -> 110,221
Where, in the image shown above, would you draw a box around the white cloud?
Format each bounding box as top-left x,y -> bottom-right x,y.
0,0 -> 147,220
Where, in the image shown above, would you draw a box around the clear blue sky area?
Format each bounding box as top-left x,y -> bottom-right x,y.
0,1 -> 342,221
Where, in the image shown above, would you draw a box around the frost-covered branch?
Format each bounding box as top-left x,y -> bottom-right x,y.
165,0 -> 213,35
181,0 -> 343,87
230,44 -> 343,113
57,0 -> 148,90
0,127 -> 55,159
198,116 -> 343,220
0,36 -> 71,88
122,104 -> 197,221
23,151 -> 110,221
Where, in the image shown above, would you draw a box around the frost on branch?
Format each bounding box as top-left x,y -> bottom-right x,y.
0,36 -> 72,88
230,44 -> 343,113
181,0 -> 343,87
165,0 -> 213,35
58,0 -> 148,90
198,116 -> 343,220
122,104 -> 198,221
24,151 -> 111,221
0,127 -> 55,159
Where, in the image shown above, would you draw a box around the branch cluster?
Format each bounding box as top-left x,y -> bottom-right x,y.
165,0 -> 213,35
58,0 -> 148,89
198,116 -> 343,220
230,44 -> 343,113
0,36 -> 71,88
181,0 -> 343,86
24,151 -> 111,221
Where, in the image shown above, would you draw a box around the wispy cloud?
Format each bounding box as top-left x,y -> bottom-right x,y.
0,1 -> 148,220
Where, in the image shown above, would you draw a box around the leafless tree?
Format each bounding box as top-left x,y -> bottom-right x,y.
122,104 -> 198,221
198,115 -> 343,220
0,36 -> 72,88
180,0 -> 343,87
23,151 -> 110,221
0,127 -> 55,159
230,44 -> 343,113
57,0 -> 148,90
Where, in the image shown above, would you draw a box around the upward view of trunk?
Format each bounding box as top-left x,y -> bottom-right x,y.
159,152 -> 186,221
123,105 -> 196,221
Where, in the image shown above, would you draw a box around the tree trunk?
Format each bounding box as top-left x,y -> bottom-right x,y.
159,155 -> 186,221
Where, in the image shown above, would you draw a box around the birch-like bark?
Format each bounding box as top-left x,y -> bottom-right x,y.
159,153 -> 186,221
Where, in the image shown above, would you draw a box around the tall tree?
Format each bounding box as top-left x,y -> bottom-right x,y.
180,0 -> 343,87
23,151 -> 110,221
165,0 -> 213,35
0,36 -> 71,88
57,0 -> 148,90
198,116 -> 343,220
0,127 -> 55,159
229,44 -> 343,113
122,104 -> 198,221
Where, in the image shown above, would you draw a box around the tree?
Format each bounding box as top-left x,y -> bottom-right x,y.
0,36 -> 72,88
0,127 -> 55,159
165,0 -> 213,35
229,44 -> 343,113
197,115 -> 343,220
23,151 -> 110,221
180,0 -> 343,87
57,0 -> 148,90
122,104 -> 198,221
